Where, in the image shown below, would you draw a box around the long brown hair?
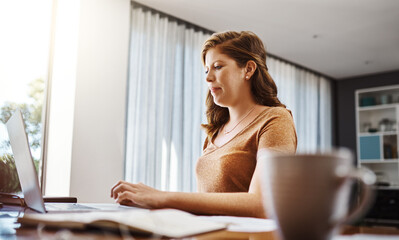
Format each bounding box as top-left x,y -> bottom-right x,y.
201,31 -> 285,140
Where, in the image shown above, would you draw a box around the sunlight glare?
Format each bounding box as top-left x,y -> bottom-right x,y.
0,0 -> 52,104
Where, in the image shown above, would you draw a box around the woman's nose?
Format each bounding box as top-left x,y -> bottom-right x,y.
206,72 -> 214,82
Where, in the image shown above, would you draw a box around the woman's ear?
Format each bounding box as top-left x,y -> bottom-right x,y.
245,60 -> 257,80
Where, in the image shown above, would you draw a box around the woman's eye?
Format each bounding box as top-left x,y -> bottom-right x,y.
205,70 -> 209,74
215,65 -> 222,70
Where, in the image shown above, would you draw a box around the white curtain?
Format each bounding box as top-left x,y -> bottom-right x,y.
267,57 -> 332,152
125,5 -> 333,192
125,5 -> 210,192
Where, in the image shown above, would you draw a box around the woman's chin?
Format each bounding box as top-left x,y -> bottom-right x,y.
212,94 -> 229,108
214,100 -> 228,108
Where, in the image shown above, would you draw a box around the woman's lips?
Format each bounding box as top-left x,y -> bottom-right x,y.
210,87 -> 221,93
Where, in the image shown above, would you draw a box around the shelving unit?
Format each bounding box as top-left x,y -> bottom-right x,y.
356,85 -> 399,187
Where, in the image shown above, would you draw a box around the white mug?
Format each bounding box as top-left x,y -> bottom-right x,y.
258,149 -> 376,240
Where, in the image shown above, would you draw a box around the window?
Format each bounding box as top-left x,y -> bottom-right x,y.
0,0 -> 53,193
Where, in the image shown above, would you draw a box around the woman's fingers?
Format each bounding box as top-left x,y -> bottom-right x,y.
110,180 -> 125,198
116,191 -> 137,205
119,199 -> 140,207
110,181 -> 136,199
111,181 -> 164,209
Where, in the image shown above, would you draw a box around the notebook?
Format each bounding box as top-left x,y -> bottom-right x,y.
5,109 -> 126,213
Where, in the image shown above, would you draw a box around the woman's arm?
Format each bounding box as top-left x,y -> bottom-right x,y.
110,160 -> 266,218
161,191 -> 264,218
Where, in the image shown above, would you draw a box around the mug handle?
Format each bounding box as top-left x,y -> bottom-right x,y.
337,167 -> 376,225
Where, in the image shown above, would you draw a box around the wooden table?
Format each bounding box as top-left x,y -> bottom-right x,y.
1,204 -> 399,239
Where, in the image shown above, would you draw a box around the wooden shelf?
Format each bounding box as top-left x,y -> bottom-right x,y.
358,103 -> 398,111
361,159 -> 399,164
359,131 -> 398,137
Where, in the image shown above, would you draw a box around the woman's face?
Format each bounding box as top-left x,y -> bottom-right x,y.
204,47 -> 247,108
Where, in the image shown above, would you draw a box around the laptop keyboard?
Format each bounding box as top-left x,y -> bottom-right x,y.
45,203 -> 98,212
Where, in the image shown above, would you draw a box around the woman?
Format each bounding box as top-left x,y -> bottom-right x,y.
111,31 -> 297,218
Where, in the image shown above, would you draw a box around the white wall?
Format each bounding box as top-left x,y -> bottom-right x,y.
45,0 -> 80,197
68,0 -> 130,203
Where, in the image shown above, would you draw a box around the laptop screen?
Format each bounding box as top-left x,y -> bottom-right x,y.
6,110 -> 46,213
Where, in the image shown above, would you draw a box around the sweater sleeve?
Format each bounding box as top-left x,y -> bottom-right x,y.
258,107 -> 297,153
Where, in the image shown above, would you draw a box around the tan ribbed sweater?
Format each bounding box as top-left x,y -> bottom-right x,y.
196,107 -> 297,193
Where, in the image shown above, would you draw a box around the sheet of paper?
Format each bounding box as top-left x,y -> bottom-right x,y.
21,209 -> 146,223
20,209 -> 227,238
198,216 -> 277,232
142,210 -> 228,237
333,234 -> 399,240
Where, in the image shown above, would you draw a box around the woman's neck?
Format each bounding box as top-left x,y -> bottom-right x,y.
227,102 -> 258,123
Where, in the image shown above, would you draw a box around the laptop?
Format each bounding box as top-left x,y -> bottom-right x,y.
5,109 -> 126,213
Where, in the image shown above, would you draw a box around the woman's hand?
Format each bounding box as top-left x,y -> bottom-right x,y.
110,181 -> 166,209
